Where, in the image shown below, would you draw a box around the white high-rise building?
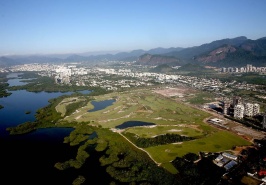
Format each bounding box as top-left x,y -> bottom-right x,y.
223,101 -> 231,115
253,103 -> 260,116
247,64 -> 253,72
244,103 -> 254,117
234,104 -> 244,119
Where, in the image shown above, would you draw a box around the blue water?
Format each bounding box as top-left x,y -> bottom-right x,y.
0,90 -> 72,137
7,78 -> 29,86
115,121 -> 156,129
0,73 -> 112,184
77,89 -> 91,94
6,72 -> 23,78
88,99 -> 116,112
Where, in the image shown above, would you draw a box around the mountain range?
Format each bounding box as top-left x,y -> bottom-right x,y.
1,36 -> 266,68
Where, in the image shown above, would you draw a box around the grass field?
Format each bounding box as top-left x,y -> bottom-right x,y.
56,88 -> 252,173
145,131 -> 251,164
63,89 -> 211,128
55,97 -> 86,116
124,125 -> 205,138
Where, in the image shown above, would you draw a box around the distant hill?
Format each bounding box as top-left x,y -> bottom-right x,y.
0,47 -> 184,67
0,57 -> 20,67
136,54 -> 183,66
164,36 -> 248,59
139,36 -> 266,68
1,36 -> 266,68
147,47 -> 183,55
193,37 -> 266,67
239,37 -> 266,56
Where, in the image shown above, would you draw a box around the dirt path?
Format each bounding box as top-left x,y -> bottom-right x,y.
112,129 -> 161,166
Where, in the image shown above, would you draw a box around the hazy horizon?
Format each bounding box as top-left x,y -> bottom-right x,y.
1,0 -> 266,56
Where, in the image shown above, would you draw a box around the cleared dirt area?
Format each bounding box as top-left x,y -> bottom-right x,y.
153,85 -> 196,97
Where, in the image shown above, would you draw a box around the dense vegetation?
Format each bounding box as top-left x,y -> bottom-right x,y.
0,82 -> 11,97
55,125 -> 181,184
210,72 -> 266,85
0,73 -> 12,104
6,121 -> 38,134
64,97 -> 91,116
213,49 -> 266,67
124,132 -> 195,148
171,153 -> 225,185
177,63 -> 216,77
0,73 -> 10,108
149,64 -> 178,73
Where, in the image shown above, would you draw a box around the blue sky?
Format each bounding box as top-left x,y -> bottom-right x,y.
0,0 -> 266,56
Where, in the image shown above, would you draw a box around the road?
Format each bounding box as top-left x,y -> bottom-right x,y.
111,128 -> 161,166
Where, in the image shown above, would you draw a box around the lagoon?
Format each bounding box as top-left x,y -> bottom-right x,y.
116,121 -> 156,129
0,90 -> 72,137
0,73 -> 113,184
88,99 -> 115,112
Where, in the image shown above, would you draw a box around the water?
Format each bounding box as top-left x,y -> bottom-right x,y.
0,73 -> 112,184
0,89 -> 76,184
88,99 -> 116,112
0,90 -> 72,137
7,78 -> 30,86
77,89 -> 91,94
116,121 -> 156,129
6,72 -> 23,78
1,128 -> 78,185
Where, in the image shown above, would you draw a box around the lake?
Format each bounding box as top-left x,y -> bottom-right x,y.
88,99 -> 116,112
0,89 -> 72,137
116,121 -> 156,129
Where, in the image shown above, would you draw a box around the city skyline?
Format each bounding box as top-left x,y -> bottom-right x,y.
1,0 -> 266,56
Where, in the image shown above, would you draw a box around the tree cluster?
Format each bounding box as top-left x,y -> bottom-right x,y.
124,132 -> 194,148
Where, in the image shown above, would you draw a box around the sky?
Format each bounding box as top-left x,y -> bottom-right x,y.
0,0 -> 266,56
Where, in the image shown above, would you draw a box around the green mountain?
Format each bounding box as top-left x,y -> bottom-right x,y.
164,36 -> 248,59
136,54 -> 183,66
193,37 -> 266,67
1,36 -> 266,68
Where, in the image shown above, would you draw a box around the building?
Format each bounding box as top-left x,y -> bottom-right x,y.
222,152 -> 238,161
234,104 -> 244,119
244,103 -> 254,117
247,64 -> 253,72
214,152 -> 238,170
233,96 -> 241,107
224,160 -> 238,171
221,67 -> 227,73
208,118 -> 229,129
253,103 -> 260,116
223,101 -> 231,115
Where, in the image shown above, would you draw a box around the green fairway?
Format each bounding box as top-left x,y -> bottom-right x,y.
145,131 -> 251,164
55,97 -> 86,116
55,88 -> 252,173
124,125 -> 205,138
62,89 -> 210,128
